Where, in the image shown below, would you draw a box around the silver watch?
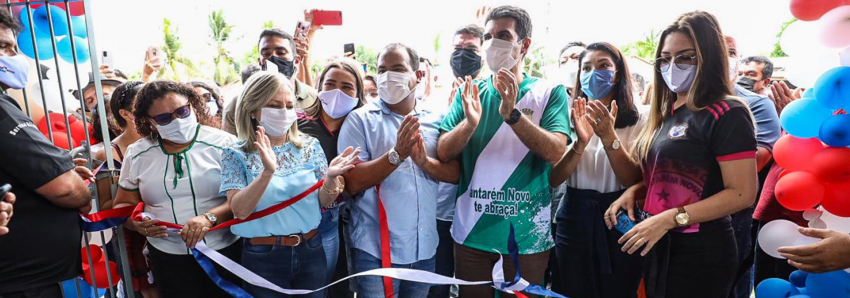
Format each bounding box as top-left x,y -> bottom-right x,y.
388,148 -> 402,166
608,140 -> 621,151
203,212 -> 218,226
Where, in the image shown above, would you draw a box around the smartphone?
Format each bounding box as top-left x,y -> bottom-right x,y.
0,184 -> 10,200
312,10 -> 342,26
344,43 -> 355,55
295,21 -> 310,38
100,51 -> 113,67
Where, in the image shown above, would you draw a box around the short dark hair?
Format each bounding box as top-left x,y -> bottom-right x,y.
559,41 -> 587,56
379,43 -> 419,72
741,55 -> 774,80
0,9 -> 20,34
455,24 -> 485,45
241,64 -> 261,84
111,81 -> 144,128
133,80 -> 213,140
486,6 -> 533,40
258,29 -> 296,54
189,80 -> 224,114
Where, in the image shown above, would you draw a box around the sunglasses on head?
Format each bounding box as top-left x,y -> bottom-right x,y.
150,104 -> 191,126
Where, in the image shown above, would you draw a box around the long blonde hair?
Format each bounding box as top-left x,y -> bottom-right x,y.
234,71 -> 303,152
632,11 -> 746,161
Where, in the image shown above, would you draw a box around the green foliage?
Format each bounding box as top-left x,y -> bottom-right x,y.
355,45 -> 379,74
622,30 -> 660,60
160,18 -> 198,81
209,10 -> 239,85
523,42 -> 553,78
432,32 -> 441,66
771,18 -> 797,58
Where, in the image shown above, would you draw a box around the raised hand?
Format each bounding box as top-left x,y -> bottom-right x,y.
394,116 -> 421,161
461,76 -> 482,127
572,98 -> 594,148
768,81 -> 800,115
495,69 -> 519,120
328,146 -> 361,178
254,126 -> 277,175
586,100 -> 618,144
410,133 -> 428,167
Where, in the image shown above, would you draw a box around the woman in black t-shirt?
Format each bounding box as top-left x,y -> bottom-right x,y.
299,58 -> 366,297
603,11 -> 758,298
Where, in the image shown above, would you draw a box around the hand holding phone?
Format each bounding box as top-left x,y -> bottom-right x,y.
344,43 -> 355,56
311,10 -> 342,26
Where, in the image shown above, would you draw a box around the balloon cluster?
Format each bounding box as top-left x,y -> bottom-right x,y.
781,0 -> 850,88
14,3 -> 89,63
80,244 -> 120,289
37,112 -> 95,150
756,270 -> 850,298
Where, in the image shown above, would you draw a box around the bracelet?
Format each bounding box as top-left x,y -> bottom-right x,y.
572,145 -> 584,156
322,176 -> 344,195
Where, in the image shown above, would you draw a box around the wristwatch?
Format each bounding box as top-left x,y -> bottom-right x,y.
388,148 -> 402,166
607,140 -> 621,151
504,108 -> 522,125
675,206 -> 690,227
203,212 -> 218,226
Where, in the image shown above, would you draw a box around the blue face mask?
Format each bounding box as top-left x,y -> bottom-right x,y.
0,55 -> 30,90
580,69 -> 616,100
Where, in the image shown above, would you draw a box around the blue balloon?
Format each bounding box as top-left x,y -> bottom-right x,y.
60,277 -> 106,298
789,295 -> 812,298
820,114 -> 850,147
17,29 -> 55,60
802,88 -> 815,100
757,278 -> 801,298
70,16 -> 87,38
790,270 -> 809,288
18,8 -> 33,31
814,67 -> 850,110
806,270 -> 850,298
33,5 -> 69,37
780,98 -> 834,138
56,36 -> 89,63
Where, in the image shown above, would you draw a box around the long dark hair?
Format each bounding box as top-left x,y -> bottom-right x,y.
133,80 -> 214,141
304,59 -> 367,118
110,81 -> 144,128
571,42 -> 639,129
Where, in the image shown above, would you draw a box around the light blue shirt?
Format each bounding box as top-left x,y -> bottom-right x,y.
219,136 -> 328,238
338,100 -> 441,264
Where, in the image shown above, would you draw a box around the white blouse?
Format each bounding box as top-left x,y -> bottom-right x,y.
567,108 -> 648,193
119,125 -> 239,255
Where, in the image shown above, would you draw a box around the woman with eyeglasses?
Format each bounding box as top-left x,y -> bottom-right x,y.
549,42 -> 645,298
604,11 -> 758,298
189,81 -> 225,129
112,80 -> 241,298
221,71 -> 359,298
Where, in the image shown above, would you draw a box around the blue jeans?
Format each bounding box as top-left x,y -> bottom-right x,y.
241,235 -> 327,298
319,207 -> 340,285
427,219 -> 454,298
354,248 -> 435,298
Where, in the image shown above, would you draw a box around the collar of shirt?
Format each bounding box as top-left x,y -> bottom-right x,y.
365,98 -> 425,116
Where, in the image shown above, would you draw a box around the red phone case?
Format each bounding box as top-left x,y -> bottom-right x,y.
312,10 -> 342,26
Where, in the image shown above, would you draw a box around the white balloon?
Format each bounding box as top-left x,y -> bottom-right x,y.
820,207 -> 850,233
781,21 -> 822,57
794,235 -> 821,246
758,219 -> 803,259
809,218 -> 828,229
842,47 -> 850,66
803,208 -> 824,221
784,52 -> 842,88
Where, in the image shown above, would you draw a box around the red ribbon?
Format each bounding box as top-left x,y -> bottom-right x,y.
377,185 -> 395,297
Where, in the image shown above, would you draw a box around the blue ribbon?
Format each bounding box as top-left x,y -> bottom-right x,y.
81,216 -> 128,232
191,248 -> 254,298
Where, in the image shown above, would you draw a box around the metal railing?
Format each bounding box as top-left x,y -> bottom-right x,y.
2,1 -> 135,297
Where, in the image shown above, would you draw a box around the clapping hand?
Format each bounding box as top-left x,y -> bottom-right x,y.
395,115 -> 421,161
585,100 -> 618,144
495,69 -> 519,120
572,98 -> 594,148
460,76 -> 482,127
328,146 -> 361,179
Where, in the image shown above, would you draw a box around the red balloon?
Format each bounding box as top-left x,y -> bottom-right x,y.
811,147 -> 850,183
82,260 -> 119,288
37,113 -> 89,148
776,172 -> 825,211
48,132 -> 74,150
790,0 -> 850,21
25,1 -> 85,16
773,135 -> 825,172
822,181 -> 850,217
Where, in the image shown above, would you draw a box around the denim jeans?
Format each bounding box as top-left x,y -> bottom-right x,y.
241,235 -> 327,298
318,207 -> 340,285
427,219 -> 454,298
354,248 -> 435,298
729,206 -> 755,298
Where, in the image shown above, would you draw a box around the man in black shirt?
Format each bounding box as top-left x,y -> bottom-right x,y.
0,9 -> 95,298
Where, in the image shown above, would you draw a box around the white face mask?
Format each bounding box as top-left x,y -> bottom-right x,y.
662,63 -> 697,93
259,107 -> 297,137
562,60 -> 579,89
484,38 -> 520,73
206,100 -> 219,116
155,112 -> 198,144
728,57 -> 739,81
378,71 -> 413,105
318,89 -> 359,119
414,80 -> 427,99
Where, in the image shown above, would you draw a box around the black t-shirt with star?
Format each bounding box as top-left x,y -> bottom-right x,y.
642,98 -> 757,233
0,94 -> 81,293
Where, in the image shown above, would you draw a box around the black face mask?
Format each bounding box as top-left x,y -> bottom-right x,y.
265,56 -> 295,79
737,77 -> 758,93
450,49 -> 482,79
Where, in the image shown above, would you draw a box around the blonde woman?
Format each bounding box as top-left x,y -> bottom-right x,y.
220,71 -> 359,298
604,11 -> 758,298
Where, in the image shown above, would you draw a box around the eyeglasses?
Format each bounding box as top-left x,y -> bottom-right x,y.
654,55 -> 698,72
150,105 -> 191,126
201,93 -> 213,101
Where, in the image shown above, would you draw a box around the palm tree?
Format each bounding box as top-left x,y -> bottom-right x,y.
160,18 -> 197,80
523,42 -> 552,78
209,10 -> 239,86
622,30 -> 660,61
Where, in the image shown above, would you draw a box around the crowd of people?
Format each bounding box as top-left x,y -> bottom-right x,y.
1,4 -> 850,298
